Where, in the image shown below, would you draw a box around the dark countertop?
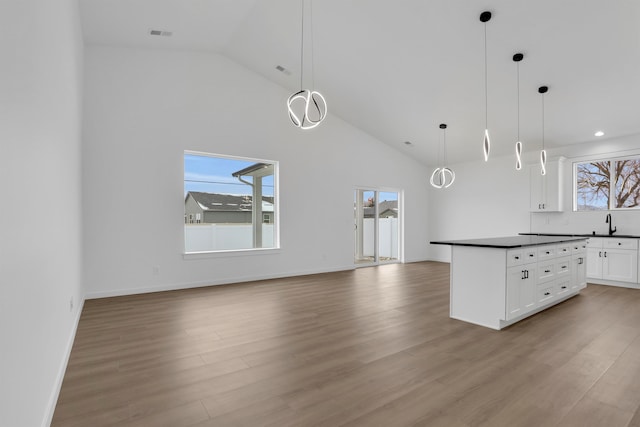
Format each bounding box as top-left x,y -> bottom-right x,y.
430,235 -> 587,249
521,232 -> 640,239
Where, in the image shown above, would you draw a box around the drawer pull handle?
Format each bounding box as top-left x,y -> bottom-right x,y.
546,251 -> 550,254
578,257 -> 584,265
561,266 -> 567,269
561,286 -> 567,289
604,252 -> 607,257
618,242 -> 622,245
515,256 -> 520,260
544,269 -> 551,273
529,254 -> 534,257
544,292 -> 551,296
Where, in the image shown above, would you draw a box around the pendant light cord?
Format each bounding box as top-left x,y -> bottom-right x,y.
443,128 -> 447,166
484,23 -> 488,128
310,0 -> 315,90
542,93 -> 545,150
299,0 -> 304,90
516,61 -> 520,141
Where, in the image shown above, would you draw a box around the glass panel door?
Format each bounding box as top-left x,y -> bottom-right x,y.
354,189 -> 401,266
378,191 -> 399,263
354,189 -> 376,265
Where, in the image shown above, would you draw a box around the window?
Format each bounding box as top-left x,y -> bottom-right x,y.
575,156 -> 640,211
184,151 -> 278,253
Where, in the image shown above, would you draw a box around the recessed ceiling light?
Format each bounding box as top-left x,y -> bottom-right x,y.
594,131 -> 604,137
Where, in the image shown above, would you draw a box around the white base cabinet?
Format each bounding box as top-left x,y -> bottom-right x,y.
586,237 -> 638,287
450,240 -> 587,330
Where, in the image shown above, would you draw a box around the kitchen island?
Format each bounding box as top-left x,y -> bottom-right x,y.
431,235 -> 588,330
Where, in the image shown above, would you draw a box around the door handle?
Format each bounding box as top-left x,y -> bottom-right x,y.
604,252 -> 607,257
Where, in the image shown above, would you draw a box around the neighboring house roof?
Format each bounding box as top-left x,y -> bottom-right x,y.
363,200 -> 398,217
186,192 -> 273,212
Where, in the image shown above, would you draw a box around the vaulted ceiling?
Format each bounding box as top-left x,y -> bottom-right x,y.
80,0 -> 640,166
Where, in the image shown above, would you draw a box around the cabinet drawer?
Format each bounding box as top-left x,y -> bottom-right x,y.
556,257 -> 571,277
537,285 -> 555,305
507,249 -> 524,267
537,262 -> 555,283
523,248 -> 537,263
571,241 -> 587,254
538,245 -> 556,259
557,244 -> 572,256
603,239 -> 638,250
556,278 -> 571,297
587,238 -> 603,248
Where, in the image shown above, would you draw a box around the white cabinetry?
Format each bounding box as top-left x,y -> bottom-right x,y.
449,239 -> 587,330
571,241 -> 587,291
530,157 -> 564,212
506,255 -> 537,320
586,238 -> 638,286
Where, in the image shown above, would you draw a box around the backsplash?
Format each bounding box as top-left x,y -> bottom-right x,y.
531,209 -> 640,236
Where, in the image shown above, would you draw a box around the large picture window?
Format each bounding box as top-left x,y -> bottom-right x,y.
575,157 -> 640,211
184,151 -> 278,253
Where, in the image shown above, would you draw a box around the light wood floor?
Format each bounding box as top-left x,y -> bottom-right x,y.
53,262 -> 640,427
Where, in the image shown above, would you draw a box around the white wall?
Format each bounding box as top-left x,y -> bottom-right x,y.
82,46 -> 430,298
428,134 -> 640,262
0,1 -> 84,426
427,154 -> 531,262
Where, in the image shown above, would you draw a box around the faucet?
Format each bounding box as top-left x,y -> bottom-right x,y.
606,213 -> 617,236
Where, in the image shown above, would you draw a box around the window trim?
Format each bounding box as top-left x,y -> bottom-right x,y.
184,150 -> 280,254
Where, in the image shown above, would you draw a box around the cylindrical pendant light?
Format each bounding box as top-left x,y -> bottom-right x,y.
513,53 -> 524,170
538,85 -> 549,175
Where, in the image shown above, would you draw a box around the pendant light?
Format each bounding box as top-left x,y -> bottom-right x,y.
430,124 -> 455,189
287,0 -> 327,130
480,11 -> 492,162
513,53 -> 524,170
538,86 -> 548,175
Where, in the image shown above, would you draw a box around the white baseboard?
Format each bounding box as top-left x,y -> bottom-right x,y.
85,265 -> 357,299
42,297 -> 85,427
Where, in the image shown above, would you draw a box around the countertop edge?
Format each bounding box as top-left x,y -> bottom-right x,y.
520,232 -> 640,239
430,235 -> 587,249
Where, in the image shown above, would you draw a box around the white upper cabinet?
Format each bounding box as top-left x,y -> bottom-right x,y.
530,157 -> 565,212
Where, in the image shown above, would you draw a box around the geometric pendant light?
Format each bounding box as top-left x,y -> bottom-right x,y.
513,53 -> 524,170
430,124 -> 456,189
480,11 -> 492,162
287,0 -> 327,130
538,85 -> 549,175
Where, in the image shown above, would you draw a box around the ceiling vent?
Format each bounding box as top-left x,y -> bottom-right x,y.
149,29 -> 172,37
275,65 -> 292,76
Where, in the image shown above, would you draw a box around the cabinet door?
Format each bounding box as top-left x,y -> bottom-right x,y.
529,158 -> 564,212
602,249 -> 639,283
506,265 -> 537,320
586,247 -> 603,279
572,254 -> 587,290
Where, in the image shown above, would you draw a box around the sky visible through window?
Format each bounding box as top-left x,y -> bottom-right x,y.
184,154 -> 274,197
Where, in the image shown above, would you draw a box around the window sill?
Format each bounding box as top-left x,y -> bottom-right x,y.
183,247 -> 281,260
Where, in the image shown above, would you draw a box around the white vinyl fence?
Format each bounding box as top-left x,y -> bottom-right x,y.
185,224 -> 274,252
363,217 -> 399,259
